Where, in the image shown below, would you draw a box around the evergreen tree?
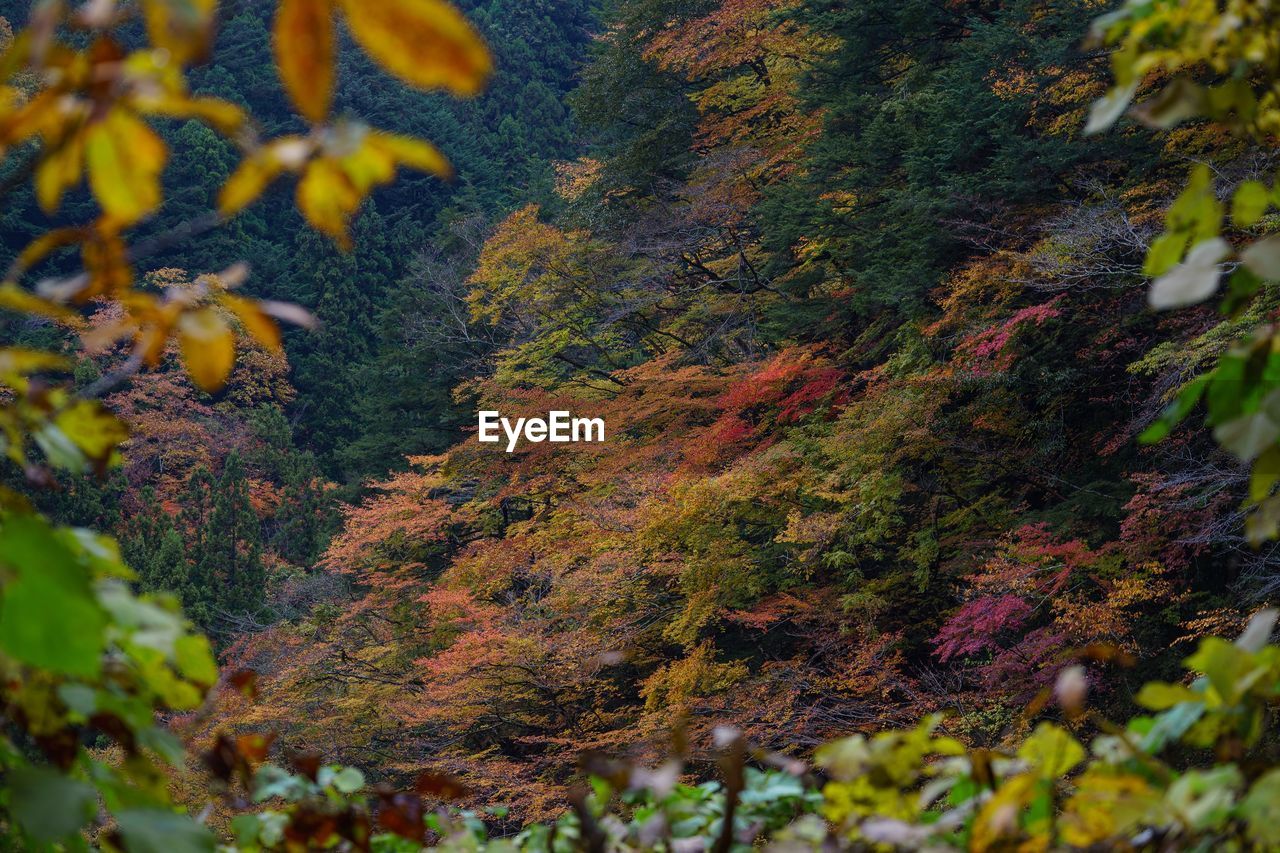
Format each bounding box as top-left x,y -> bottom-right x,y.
760,0 -> 1158,326
176,457 -> 265,630
122,493 -> 190,600
205,451 -> 267,619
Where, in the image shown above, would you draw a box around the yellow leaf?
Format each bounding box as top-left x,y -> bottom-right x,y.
135,94 -> 247,135
219,152 -> 285,217
1061,769 -> 1159,848
274,0 -> 336,122
297,157 -> 360,249
340,135 -> 397,193
337,0 -> 491,97
0,348 -> 71,377
142,0 -> 217,64
15,228 -> 86,276
220,294 -> 283,353
178,307 -> 235,392
0,284 -> 80,325
1017,722 -> 1085,780
0,90 -> 62,148
971,774 -> 1038,852
54,400 -> 128,470
369,132 -> 452,179
35,131 -> 85,214
219,137 -> 314,216
85,110 -> 167,226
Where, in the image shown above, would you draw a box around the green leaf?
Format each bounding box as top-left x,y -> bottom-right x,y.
1252,446 -> 1280,501
57,683 -> 98,718
0,516 -> 107,677
1148,237 -> 1230,310
1017,723 -> 1084,779
1133,79 -> 1206,129
1134,681 -> 1200,711
1143,231 -> 1191,277
9,766 -> 97,843
1137,702 -> 1205,753
1235,608 -> 1279,653
1139,375 -> 1209,444
139,726 -> 188,766
1215,411 -> 1280,463
1223,266 -> 1263,315
1185,638 -> 1259,703
1242,769 -> 1280,846
231,814 -> 263,847
1234,180 -> 1271,227
332,766 -> 365,793
1241,234 -> 1280,279
175,634 -> 218,686
1085,81 -> 1138,134
1165,766 -> 1242,832
116,810 -> 216,853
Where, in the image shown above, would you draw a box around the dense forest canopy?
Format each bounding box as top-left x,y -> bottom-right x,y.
4,0 -> 1280,850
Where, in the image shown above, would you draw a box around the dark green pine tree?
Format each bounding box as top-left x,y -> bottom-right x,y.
274,465 -> 330,568
177,456 -> 265,630
570,0 -> 702,203
248,406 -> 334,566
122,490 -> 190,600
759,0 -> 1159,330
338,237 -> 482,477
286,207 -> 399,482
205,451 -> 267,619
179,465 -> 217,627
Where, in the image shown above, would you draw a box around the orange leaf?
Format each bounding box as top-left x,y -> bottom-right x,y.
336,0 -> 491,97
274,0 -> 336,123
178,307 -> 236,392
79,227 -> 133,300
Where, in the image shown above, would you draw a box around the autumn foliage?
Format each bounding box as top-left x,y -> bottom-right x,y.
8,0 -> 1280,850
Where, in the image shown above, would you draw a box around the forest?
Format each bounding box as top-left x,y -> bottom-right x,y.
3,0 -> 1280,849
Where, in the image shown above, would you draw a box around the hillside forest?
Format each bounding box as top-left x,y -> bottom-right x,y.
7,0 -> 1280,850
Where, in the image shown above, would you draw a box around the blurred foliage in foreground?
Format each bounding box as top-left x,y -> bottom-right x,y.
0,0 -> 488,847
212,610 -> 1280,851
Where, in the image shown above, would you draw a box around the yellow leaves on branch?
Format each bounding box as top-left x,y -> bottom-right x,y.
220,126 -> 451,248
0,0 -> 483,452
85,268 -> 308,394
274,0 -> 491,123
256,0 -> 491,246
0,29 -> 245,227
